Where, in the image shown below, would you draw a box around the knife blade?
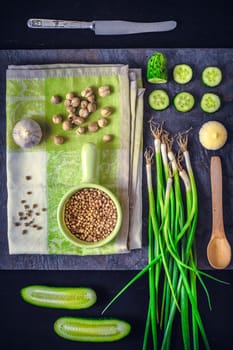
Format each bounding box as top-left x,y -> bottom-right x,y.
27,18 -> 177,35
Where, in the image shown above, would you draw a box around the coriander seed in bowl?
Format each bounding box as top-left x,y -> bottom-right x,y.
64,188 -> 118,243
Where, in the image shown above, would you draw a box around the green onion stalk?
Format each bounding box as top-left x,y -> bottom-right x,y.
144,147 -> 157,350
101,124 -> 228,350
149,121 -> 164,324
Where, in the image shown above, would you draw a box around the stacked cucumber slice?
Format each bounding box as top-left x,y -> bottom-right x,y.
147,52 -> 222,114
147,52 -> 168,83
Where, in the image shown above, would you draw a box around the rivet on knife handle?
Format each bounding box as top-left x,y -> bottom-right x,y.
27,18 -> 177,35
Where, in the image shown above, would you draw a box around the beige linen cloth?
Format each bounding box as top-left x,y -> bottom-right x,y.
6,63 -> 144,255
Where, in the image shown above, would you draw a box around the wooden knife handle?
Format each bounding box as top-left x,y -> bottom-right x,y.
210,156 -> 225,236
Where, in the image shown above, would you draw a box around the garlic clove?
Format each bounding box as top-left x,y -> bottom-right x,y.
12,119 -> 42,148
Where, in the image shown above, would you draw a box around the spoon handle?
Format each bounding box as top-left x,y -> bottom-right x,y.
210,156 -> 225,237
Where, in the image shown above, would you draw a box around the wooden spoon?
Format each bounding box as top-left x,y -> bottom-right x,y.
207,156 -> 231,269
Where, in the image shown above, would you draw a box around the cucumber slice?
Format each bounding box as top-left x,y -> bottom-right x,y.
148,89 -> 170,111
200,93 -> 221,113
202,66 -> 222,87
173,92 -> 195,112
54,317 -> 131,342
20,285 -> 97,309
173,64 -> 193,84
147,52 -> 168,83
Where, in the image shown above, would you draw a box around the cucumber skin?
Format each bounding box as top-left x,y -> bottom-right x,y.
54,316 -> 131,342
20,285 -> 97,310
147,52 -> 168,83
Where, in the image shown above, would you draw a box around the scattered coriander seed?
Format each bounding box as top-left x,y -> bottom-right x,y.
62,120 -> 73,131
41,208 -> 47,212
87,94 -> 96,103
54,135 -> 64,145
21,229 -> 27,235
71,97 -> 80,107
52,114 -> 63,124
73,116 -> 85,126
76,126 -> 86,136
103,134 -> 113,143
33,204 -> 38,208
98,117 -> 108,128
27,191 -> 32,195
23,216 -> 27,220
87,102 -> 97,113
25,175 -> 31,181
66,92 -> 76,100
80,100 -> 88,109
51,95 -> 61,104
66,106 -> 76,114
21,200 -> 26,204
18,211 -> 24,216
79,108 -> 89,119
35,212 -> 40,216
37,226 -> 43,230
24,222 -> 29,227
88,122 -> 99,132
98,85 -> 111,97
81,87 -> 94,98
64,99 -> 71,107
101,107 -> 112,117
24,204 -> 29,209
32,224 -> 38,228
14,222 -> 20,226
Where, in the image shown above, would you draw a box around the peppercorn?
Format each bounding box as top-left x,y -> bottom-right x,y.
51,95 -> 61,104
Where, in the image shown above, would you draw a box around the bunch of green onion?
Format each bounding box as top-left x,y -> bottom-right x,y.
102,121 -> 226,350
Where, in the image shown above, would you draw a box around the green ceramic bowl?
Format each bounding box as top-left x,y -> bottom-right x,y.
57,143 -> 122,248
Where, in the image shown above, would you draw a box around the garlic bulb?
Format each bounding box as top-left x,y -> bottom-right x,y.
12,119 -> 42,148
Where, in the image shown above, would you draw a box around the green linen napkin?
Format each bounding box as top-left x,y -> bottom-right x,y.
6,63 -> 143,256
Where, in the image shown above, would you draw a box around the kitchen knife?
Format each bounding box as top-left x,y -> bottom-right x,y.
27,19 -> 177,35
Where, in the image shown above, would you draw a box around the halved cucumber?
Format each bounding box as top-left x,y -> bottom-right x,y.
202,66 -> 222,87
173,64 -> 193,84
148,89 -> 170,111
200,93 -> 221,113
54,317 -> 131,342
147,52 -> 168,83
20,285 -> 97,309
173,92 -> 195,112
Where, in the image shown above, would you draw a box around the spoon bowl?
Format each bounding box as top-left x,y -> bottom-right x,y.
207,237 -> 231,269
207,156 -> 231,269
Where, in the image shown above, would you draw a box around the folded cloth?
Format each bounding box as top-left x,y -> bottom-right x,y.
6,63 -> 144,256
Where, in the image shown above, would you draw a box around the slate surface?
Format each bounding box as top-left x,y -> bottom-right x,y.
0,48 -> 232,270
